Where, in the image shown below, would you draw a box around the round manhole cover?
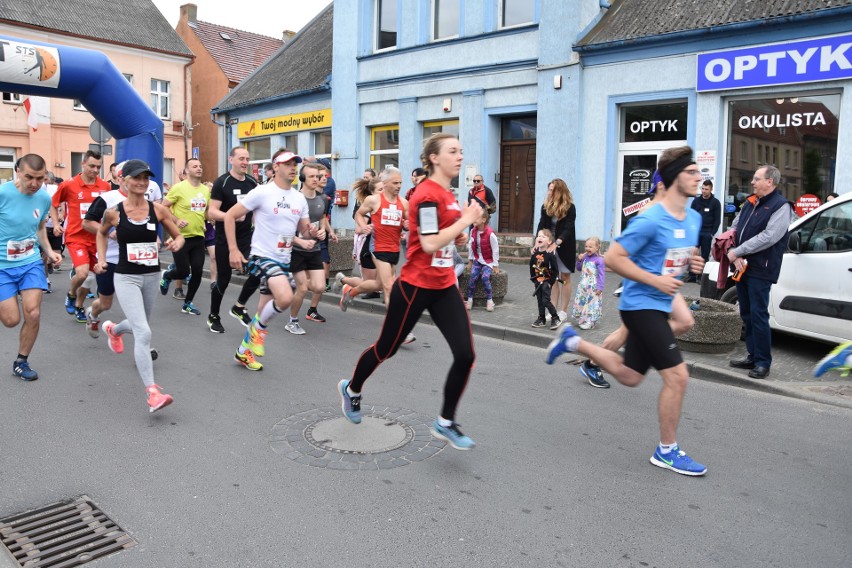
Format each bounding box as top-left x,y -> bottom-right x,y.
269,406 -> 445,470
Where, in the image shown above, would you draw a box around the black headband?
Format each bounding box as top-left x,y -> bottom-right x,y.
659,154 -> 695,188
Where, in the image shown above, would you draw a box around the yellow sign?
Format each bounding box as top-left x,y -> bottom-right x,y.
237,109 -> 332,139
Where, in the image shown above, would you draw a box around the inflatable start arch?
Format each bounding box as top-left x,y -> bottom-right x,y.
0,35 -> 164,179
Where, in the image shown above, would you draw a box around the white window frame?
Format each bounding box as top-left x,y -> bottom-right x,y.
431,0 -> 460,42
2,92 -> 22,104
151,79 -> 170,120
374,0 -> 398,52
498,0 -> 535,29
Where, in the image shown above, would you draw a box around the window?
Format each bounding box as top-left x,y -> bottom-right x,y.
163,159 -> 174,187
793,150 -> 799,170
375,0 -> 397,50
785,149 -> 791,168
314,130 -> 332,157
797,201 -> 852,253
433,0 -> 460,41
150,79 -> 170,119
620,101 -> 688,143
0,150 -> 15,184
123,73 -> 133,85
2,92 -> 21,104
500,0 -> 535,28
72,99 -> 87,111
423,120 -> 460,188
370,125 -> 399,172
740,141 -> 748,162
245,138 -> 272,162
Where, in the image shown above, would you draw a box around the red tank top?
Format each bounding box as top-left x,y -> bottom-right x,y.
399,179 -> 461,289
370,192 -> 403,252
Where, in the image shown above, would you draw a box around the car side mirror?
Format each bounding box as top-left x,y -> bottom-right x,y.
787,231 -> 802,253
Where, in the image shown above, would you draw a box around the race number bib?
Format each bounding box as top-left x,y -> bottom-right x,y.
276,235 -> 294,262
661,246 -> 693,277
380,206 -> 402,226
7,239 -> 35,260
431,244 -> 454,268
127,242 -> 159,266
190,198 -> 207,212
80,203 -> 91,219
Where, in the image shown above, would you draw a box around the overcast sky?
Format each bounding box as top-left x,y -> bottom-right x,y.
151,0 -> 331,37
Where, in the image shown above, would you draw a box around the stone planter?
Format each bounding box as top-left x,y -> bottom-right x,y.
457,267 -> 508,307
328,237 -> 354,273
676,296 -> 741,354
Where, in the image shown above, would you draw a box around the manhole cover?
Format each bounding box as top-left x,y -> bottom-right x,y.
0,495 -> 136,567
269,405 -> 445,470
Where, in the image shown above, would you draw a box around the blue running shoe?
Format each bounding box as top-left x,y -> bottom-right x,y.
580,360 -> 610,388
546,325 -> 579,365
814,341 -> 852,378
338,379 -> 362,424
74,307 -> 87,323
430,419 -> 475,450
12,360 -> 38,381
159,269 -> 172,295
64,293 -> 76,315
180,302 -> 201,315
650,445 -> 707,476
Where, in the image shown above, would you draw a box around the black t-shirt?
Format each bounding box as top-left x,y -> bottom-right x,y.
210,172 -> 258,246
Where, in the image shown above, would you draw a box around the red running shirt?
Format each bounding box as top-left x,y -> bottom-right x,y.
369,192 -> 404,253
52,174 -> 110,244
399,178 -> 461,290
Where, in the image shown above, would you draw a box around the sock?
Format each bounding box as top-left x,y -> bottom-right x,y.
346,385 -> 359,398
258,301 -> 281,326
289,316 -> 298,323
437,416 -> 453,427
237,344 -> 248,355
564,335 -> 581,352
658,442 -> 677,455
16,353 -> 28,362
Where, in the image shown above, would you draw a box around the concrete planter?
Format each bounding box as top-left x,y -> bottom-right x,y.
458,267 -> 508,307
328,237 -> 354,273
676,296 -> 741,354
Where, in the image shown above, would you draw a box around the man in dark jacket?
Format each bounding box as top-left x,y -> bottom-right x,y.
727,165 -> 794,379
688,179 -> 721,281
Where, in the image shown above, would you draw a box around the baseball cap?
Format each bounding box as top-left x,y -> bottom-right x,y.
121,159 -> 155,178
648,170 -> 663,195
114,160 -> 127,177
274,151 -> 302,165
317,157 -> 331,170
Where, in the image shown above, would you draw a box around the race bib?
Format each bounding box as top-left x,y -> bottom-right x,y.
127,242 -> 159,266
380,206 -> 403,226
276,234 -> 294,261
80,203 -> 91,219
7,239 -> 35,260
661,246 -> 693,277
190,198 -> 207,212
431,245 -> 454,268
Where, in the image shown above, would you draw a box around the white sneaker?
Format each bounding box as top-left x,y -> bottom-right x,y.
285,321 -> 306,335
403,332 -> 416,345
333,272 -> 346,293
579,321 -> 594,330
465,298 -> 473,311
557,311 -> 568,322
486,300 -> 495,312
613,286 -> 623,297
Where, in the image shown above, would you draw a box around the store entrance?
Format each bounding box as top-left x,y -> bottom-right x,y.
498,115 -> 536,234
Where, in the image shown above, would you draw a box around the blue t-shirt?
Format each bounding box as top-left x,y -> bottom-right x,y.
616,204 -> 700,313
0,181 -> 51,268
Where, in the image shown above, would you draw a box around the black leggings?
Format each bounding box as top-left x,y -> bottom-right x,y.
350,279 -> 475,421
165,236 -> 205,303
210,241 -> 260,315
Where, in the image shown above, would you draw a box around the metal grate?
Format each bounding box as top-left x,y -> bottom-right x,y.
0,495 -> 136,567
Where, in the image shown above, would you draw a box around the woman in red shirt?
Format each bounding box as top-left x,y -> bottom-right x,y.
338,134 -> 484,450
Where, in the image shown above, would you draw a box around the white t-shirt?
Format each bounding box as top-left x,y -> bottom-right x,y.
145,181 -> 163,202
44,184 -> 58,228
241,181 -> 309,264
98,190 -> 129,264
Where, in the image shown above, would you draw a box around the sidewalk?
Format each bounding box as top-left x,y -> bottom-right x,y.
159,252 -> 852,410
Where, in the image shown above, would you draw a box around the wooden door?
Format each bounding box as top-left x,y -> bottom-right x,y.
499,142 -> 536,233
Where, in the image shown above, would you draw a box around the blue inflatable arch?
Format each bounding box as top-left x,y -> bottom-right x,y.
0,35 -> 164,180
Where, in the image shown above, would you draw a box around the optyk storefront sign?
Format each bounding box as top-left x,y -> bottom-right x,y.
697,33 -> 852,92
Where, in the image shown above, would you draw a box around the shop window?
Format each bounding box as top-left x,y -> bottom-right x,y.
150,79 -> 170,119
433,0 -> 460,41
245,138 -> 272,162
2,92 -> 21,104
370,125 -> 399,172
501,116 -> 537,140
740,141 -> 748,162
500,0 -> 535,28
375,0 -> 397,51
314,130 -> 332,156
620,101 -> 688,143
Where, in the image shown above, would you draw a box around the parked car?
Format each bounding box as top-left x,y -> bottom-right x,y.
701,191 -> 852,344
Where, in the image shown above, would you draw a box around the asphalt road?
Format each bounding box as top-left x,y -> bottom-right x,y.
1,286 -> 850,567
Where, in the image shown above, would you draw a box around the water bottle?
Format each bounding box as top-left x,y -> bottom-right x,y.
689,299 -> 701,311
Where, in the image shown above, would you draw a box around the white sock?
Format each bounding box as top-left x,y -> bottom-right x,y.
347,386 -> 359,397
289,316 -> 298,323
437,416 -> 453,427
565,335 -> 581,352
658,442 -> 677,455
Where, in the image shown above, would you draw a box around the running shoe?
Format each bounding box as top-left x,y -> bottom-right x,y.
234,349 -> 263,371
362,291 -> 381,300
338,379 -> 362,424
305,308 -> 326,323
86,307 -> 100,338
549,317 -> 563,331
650,445 -> 707,476
531,317 -> 547,328
207,314 -> 225,333
465,298 -> 473,311
46,280 -> 52,294
242,321 -> 268,357
64,293 -> 76,315
580,360 -> 610,388
332,272 -> 346,293
103,320 -> 124,354
86,292 -> 96,299
340,284 -> 353,312
486,299 -> 495,312
403,332 -> 416,345
613,286 -> 623,297
285,321 -> 306,335
229,305 -> 252,327
145,384 -> 173,413
186,272 -> 192,284
173,288 -> 186,300
546,325 -> 579,365
578,321 -> 595,330
814,341 -> 852,378
74,307 -> 87,324
430,420 -> 475,450
12,360 -> 38,381
557,310 -> 568,322
180,302 -> 200,315
159,270 -> 172,295
150,349 -> 158,361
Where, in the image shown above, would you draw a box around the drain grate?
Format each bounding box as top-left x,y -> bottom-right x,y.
0,495 -> 136,567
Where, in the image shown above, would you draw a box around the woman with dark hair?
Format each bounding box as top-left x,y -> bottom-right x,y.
536,178 -> 577,326
338,133 -> 484,450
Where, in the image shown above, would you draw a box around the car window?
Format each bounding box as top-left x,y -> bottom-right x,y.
801,200 -> 852,252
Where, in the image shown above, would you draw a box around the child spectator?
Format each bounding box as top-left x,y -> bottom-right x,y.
529,229 -> 561,329
465,212 -> 500,311
572,236 -> 605,329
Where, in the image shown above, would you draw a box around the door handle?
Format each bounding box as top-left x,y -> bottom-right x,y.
514,176 -> 519,197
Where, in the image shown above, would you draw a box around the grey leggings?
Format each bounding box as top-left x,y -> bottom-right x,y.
113,272 -> 159,387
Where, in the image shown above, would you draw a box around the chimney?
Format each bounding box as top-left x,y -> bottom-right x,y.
180,3 -> 197,26
283,30 -> 296,41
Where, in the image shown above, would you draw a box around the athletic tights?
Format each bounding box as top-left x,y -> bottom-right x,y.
210,240 -> 260,315
112,273 -> 159,388
165,235 -> 205,303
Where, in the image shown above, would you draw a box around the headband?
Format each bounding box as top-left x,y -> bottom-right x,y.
659,154 -> 695,188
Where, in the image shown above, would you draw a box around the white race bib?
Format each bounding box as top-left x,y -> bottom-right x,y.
380,206 -> 403,226
190,198 -> 207,212
80,203 -> 91,219
431,245 -> 454,268
127,242 -> 159,266
276,234 -> 294,262
7,239 -> 35,260
661,246 -> 692,277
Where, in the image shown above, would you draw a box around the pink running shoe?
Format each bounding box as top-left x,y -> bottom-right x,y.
146,384 -> 173,413
103,320 -> 124,354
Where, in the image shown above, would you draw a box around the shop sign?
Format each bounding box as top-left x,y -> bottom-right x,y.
238,109 -> 332,139
696,150 -> 716,183
697,33 -> 852,92
794,194 -> 821,217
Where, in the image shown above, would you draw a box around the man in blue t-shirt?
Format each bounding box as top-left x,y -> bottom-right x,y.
547,146 -> 708,477
0,154 -> 62,381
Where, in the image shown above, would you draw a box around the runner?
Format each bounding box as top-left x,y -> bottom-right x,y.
224,149 -> 319,371
337,133 -> 484,450
1,154 -> 61,381
94,160 -> 184,413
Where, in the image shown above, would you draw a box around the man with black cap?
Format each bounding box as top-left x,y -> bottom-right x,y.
547,145 -> 708,477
